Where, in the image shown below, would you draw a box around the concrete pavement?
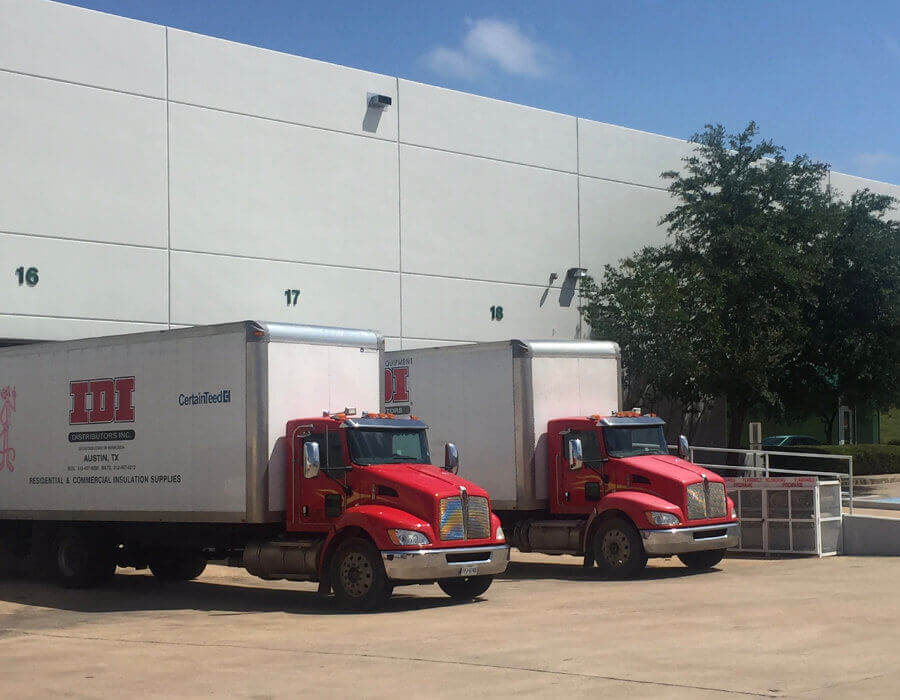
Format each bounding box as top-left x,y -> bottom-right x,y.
1,553 -> 898,698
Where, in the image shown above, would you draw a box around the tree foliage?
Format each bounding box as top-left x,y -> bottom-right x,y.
580,122 -> 900,447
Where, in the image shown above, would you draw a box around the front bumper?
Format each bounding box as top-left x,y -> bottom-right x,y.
640,522 -> 740,555
381,544 -> 510,581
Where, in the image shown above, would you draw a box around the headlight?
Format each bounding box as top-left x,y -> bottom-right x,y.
646,511 -> 680,527
387,528 -> 430,547
731,505 -> 738,519
495,525 -> 505,542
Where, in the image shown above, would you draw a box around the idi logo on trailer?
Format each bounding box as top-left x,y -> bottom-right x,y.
384,360 -> 411,414
69,377 -> 135,425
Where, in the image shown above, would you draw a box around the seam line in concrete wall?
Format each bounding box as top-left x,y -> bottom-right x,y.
165,27 -> 172,330
400,141 -> 578,176
167,248 -> 569,289
0,67 -> 164,102
575,118 -> 583,339
0,229 -> 166,252
396,76 -> 404,339
167,99 -> 396,144
0,311 -> 169,326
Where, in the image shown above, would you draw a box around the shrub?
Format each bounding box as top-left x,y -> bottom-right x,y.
769,445 -> 900,476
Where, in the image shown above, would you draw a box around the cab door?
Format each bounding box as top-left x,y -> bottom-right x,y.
556,429 -> 607,515
293,429 -> 348,531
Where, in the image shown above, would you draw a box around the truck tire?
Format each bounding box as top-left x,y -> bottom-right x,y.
593,517 -> 647,579
438,575 -> 493,600
54,530 -> 115,589
149,552 -> 207,581
678,549 -> 726,570
330,537 -> 392,611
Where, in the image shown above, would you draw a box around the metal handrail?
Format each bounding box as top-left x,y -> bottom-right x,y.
668,444 -> 854,514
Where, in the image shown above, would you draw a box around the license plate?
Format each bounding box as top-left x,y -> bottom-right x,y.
458,565 -> 478,576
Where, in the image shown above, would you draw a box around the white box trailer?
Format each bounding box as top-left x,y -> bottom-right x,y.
385,340 -> 622,510
0,321 -> 382,523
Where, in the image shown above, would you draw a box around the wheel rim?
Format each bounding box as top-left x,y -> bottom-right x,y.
339,551 -> 373,598
58,541 -> 86,577
601,529 -> 631,567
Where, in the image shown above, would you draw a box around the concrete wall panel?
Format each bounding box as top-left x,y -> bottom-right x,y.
0,71 -> 168,247
580,178 -> 674,273
168,103 -> 399,270
401,274 -> 580,342
170,252 -> 400,334
828,172 -> 900,221
167,29 -> 397,140
578,118 -> 693,188
0,233 -> 167,322
399,80 -> 576,172
0,0 -> 165,97
0,314 -> 166,342
401,146 -> 578,285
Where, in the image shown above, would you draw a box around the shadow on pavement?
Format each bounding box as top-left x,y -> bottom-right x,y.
498,559 -> 718,582
0,570 -> 473,616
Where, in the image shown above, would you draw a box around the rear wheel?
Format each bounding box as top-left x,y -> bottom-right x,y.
593,518 -> 647,579
149,551 -> 207,581
678,549 -> 726,570
438,575 -> 493,600
330,538 -> 391,611
54,530 -> 115,588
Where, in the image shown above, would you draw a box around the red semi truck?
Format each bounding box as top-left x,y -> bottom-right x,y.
0,322 -> 508,609
385,340 -> 739,577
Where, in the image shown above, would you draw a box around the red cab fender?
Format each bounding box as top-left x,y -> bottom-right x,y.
582,491 -> 683,551
318,505 -> 436,574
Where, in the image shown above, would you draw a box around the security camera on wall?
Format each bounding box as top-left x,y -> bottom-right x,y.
367,93 -> 392,110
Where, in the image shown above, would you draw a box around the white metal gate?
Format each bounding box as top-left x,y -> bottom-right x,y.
725,477 -> 842,556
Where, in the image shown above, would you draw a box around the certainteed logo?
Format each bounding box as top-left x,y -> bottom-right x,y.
178,389 -> 232,407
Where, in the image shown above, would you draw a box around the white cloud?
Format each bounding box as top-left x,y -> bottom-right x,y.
853,151 -> 897,175
423,18 -> 555,80
424,46 -> 480,80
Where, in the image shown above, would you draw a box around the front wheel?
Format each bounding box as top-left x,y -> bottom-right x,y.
678,549 -> 726,570
330,537 -> 392,611
593,518 -> 647,579
438,575 -> 493,600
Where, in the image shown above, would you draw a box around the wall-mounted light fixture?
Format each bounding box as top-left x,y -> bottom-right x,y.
367,93 -> 392,110
566,267 -> 588,280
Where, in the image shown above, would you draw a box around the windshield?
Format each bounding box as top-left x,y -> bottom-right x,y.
346,428 -> 431,466
602,426 -> 668,458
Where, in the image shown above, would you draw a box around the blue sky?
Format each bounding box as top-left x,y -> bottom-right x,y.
61,0 -> 900,184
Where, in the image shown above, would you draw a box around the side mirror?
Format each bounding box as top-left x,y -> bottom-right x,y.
678,435 -> 689,459
567,438 -> 584,471
444,442 -> 459,474
303,442 -> 321,478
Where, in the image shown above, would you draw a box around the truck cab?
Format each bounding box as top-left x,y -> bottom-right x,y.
245,411 -> 509,609
538,412 -> 739,576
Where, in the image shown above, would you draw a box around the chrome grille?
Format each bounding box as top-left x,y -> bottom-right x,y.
439,497 -> 465,540
466,497 -> 490,539
707,482 -> 727,518
438,495 -> 491,540
686,483 -> 707,520
686,480 -> 727,520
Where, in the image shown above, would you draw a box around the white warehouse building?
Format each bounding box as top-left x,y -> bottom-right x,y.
2,0 -> 899,351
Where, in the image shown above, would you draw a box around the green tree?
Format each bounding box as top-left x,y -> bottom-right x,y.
582,122 -> 838,449
786,190 -> 900,442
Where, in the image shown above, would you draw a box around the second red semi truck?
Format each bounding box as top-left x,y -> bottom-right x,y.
385,340 -> 739,577
0,322 -> 508,609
